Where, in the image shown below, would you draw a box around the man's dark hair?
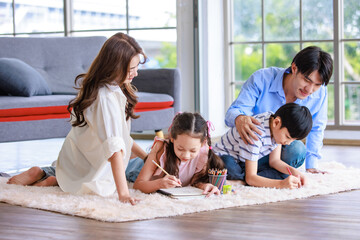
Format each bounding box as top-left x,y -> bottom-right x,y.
273,103 -> 312,140
292,46 -> 333,86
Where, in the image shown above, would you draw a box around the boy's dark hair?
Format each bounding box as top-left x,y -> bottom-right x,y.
273,103 -> 312,140
292,46 -> 333,86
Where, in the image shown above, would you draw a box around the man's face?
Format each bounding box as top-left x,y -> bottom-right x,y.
291,63 -> 323,100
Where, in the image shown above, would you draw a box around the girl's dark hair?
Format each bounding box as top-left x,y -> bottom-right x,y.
272,103 -> 313,140
163,112 -> 224,185
68,32 -> 147,127
292,46 -> 333,86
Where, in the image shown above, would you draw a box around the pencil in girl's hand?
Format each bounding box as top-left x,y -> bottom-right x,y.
152,160 -> 182,187
152,160 -> 170,176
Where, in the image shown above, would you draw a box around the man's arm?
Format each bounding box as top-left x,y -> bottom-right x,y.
305,88 -> 328,174
225,73 -> 263,144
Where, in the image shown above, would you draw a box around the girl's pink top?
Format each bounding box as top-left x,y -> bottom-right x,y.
153,137 -> 208,186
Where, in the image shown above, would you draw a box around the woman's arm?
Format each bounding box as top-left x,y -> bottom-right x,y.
109,151 -> 139,205
133,141 -> 181,193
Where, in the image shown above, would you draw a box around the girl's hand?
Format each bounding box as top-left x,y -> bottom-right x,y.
159,175 -> 182,188
281,175 -> 301,189
118,195 -> 140,205
201,183 -> 220,197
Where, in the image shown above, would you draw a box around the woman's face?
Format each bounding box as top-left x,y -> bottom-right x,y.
124,55 -> 140,84
171,134 -> 203,162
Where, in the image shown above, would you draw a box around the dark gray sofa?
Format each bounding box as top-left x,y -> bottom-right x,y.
0,36 -> 180,142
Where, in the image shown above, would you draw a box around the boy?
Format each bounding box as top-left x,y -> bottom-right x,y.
213,103 -> 312,189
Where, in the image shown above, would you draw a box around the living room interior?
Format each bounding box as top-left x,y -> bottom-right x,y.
1,0 -> 360,239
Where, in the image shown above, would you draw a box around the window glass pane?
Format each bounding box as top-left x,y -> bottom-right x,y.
71,30 -> 126,38
234,83 -> 245,100
233,44 -> 262,82
327,83 -> 334,124
344,84 -> 360,124
344,41 -> 360,82
264,0 -> 299,41
304,42 -> 334,82
303,0 -> 333,40
265,43 -> 300,68
0,0 -> 13,34
233,0 -> 261,42
128,0 -> 176,29
344,0 -> 360,39
15,1 -> 64,33
129,29 -> 177,69
72,0 -> 126,31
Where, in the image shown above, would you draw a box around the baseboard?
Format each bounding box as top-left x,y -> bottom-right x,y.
323,139 -> 360,146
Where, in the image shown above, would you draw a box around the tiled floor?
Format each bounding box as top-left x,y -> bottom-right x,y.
0,138 -> 153,174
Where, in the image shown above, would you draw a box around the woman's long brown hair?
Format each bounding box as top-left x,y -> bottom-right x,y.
163,112 -> 224,185
68,32 -> 147,127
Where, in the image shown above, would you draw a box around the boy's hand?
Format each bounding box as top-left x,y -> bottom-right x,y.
159,175 -> 182,188
282,175 -> 301,189
298,174 -> 306,187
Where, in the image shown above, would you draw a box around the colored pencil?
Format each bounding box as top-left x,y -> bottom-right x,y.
286,167 -> 292,175
152,160 -> 170,176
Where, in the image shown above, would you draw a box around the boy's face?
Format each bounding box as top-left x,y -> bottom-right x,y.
271,117 -> 296,145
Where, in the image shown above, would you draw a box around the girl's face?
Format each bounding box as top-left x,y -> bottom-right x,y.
171,134 -> 203,162
124,55 -> 140,84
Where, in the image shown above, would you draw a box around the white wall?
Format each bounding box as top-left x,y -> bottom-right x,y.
177,0 -> 195,112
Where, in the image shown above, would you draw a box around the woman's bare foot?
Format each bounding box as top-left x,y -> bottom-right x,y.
7,167 -> 45,186
33,176 -> 58,187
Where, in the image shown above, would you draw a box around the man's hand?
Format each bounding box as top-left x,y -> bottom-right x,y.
306,168 -> 328,174
235,115 -> 262,144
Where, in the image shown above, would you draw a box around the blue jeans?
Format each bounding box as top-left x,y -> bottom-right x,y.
221,140 -> 306,180
125,157 -> 144,182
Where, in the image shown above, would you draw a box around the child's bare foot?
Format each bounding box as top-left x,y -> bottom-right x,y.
33,176 -> 58,187
7,167 -> 45,186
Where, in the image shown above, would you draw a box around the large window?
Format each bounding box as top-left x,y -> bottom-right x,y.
0,0 -> 177,69
229,0 -> 360,129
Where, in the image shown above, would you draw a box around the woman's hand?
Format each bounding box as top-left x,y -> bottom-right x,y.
159,175 -> 182,188
118,194 -> 140,205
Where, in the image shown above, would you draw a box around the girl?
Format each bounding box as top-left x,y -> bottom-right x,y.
133,112 -> 225,197
7,33 -> 148,205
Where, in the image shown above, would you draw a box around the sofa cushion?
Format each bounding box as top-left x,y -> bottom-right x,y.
135,92 -> 174,112
0,58 -> 52,97
0,95 -> 73,122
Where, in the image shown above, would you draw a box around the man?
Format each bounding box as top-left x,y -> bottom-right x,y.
225,46 -> 333,176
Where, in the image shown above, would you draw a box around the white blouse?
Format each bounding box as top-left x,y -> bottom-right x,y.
56,84 -> 133,196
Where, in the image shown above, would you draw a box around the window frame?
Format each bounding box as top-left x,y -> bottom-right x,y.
226,0 -> 360,130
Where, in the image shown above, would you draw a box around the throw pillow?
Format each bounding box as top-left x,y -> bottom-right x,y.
0,58 -> 52,97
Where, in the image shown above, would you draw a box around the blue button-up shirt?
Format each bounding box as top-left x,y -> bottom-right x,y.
225,67 -> 328,169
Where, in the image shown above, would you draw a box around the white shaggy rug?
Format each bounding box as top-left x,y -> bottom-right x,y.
1,161 -> 360,223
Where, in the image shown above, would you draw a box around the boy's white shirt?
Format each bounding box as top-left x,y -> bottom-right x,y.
56,84 -> 133,197
213,112 -> 278,163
